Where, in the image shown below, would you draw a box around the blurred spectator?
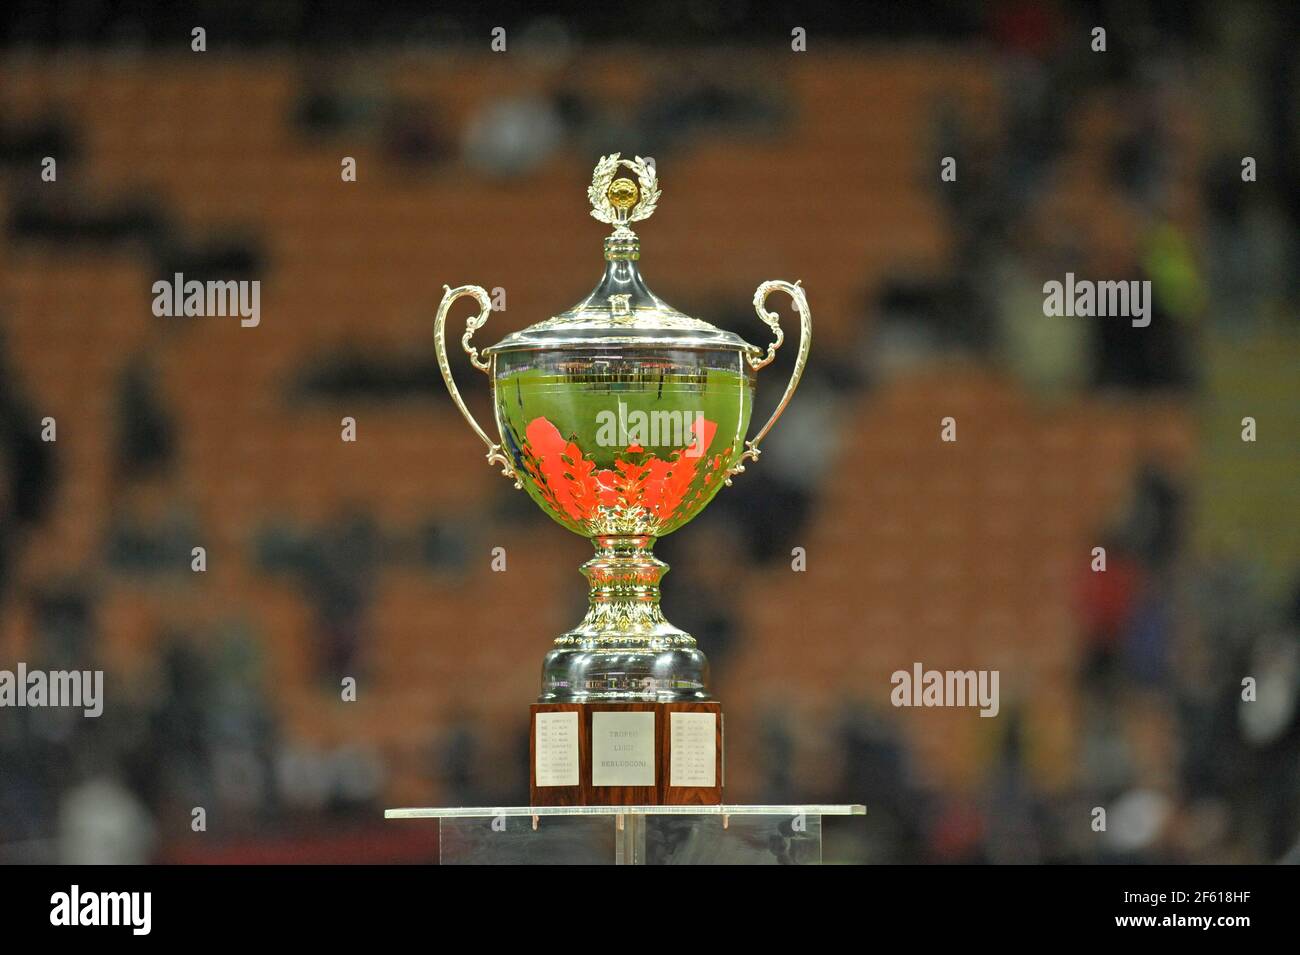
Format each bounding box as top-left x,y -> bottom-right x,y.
0,338 -> 55,599
114,355 -> 175,483
58,776 -> 155,865
463,95 -> 563,177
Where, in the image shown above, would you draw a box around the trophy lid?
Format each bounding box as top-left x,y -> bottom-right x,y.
483,154 -> 760,357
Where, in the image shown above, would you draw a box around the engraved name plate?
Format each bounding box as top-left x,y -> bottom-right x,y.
669,711 -> 717,787
591,711 -> 656,787
534,711 -> 579,787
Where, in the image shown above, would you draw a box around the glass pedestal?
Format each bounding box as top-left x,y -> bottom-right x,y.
384,805 -> 866,865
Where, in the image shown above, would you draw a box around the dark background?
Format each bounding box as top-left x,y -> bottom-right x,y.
0,0 -> 1297,863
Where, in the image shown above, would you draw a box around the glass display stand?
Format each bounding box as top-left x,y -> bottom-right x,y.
385,805 -> 866,865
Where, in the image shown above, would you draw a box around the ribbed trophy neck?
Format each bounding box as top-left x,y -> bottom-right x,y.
604,229 -> 640,261
552,535 -> 697,652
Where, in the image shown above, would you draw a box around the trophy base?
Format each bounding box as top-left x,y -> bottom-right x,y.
539,646 -> 711,704
530,701 -> 723,806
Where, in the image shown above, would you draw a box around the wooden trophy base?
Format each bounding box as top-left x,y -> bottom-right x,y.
530,701 -> 723,806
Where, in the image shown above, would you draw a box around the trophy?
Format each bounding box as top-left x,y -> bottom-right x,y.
435,154 -> 810,804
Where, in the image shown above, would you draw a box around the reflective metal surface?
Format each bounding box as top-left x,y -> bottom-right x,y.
435,154 -> 812,703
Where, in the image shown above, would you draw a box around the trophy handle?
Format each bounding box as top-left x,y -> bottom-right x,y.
725,279 -> 811,485
434,284 -> 519,486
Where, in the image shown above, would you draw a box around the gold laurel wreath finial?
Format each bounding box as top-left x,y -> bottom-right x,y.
588,153 -> 660,226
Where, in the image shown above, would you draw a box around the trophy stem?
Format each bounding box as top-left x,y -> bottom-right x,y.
539,534 -> 711,702
569,535 -> 689,648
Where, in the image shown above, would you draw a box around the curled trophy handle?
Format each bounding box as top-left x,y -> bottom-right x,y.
725,279 -> 811,486
434,284 -> 519,486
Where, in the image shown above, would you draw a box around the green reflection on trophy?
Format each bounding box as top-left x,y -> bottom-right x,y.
435,154 -> 811,703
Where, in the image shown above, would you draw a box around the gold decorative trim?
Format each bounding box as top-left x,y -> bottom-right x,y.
725,280 -> 812,485
433,284 -> 519,486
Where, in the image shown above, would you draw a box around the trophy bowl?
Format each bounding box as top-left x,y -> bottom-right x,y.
496,345 -> 751,540
436,155 -> 810,703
